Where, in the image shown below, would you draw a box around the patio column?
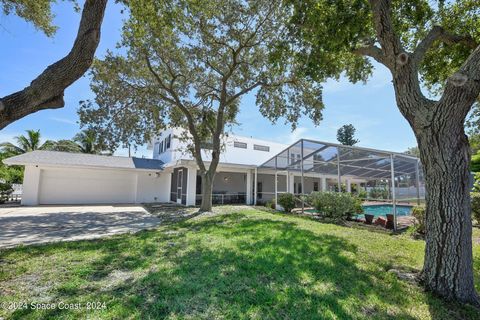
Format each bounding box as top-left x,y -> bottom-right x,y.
321,177 -> 327,191
246,170 -> 252,205
301,139 -> 305,214
390,154 -> 397,231
346,179 -> 352,193
254,167 -> 257,205
415,159 -> 421,205
186,167 -> 197,206
336,147 -> 341,192
289,172 -> 295,194
275,171 -> 278,208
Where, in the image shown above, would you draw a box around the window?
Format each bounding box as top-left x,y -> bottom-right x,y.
166,134 -> 171,149
257,182 -> 263,199
159,141 -> 164,154
313,181 -> 319,192
254,144 -> 270,152
234,141 -> 247,149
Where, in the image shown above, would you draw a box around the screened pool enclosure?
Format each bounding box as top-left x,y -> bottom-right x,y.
255,139 -> 425,230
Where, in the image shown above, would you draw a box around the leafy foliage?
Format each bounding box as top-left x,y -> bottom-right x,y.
412,206 -> 426,234
405,146 -> 420,158
278,193 -> 296,213
78,0 -> 324,157
1,0 -> 57,36
472,151 -> 480,172
369,187 -> 389,200
336,124 -> 359,146
0,151 -> 23,184
73,128 -> 111,154
0,181 -> 13,203
308,191 -> 359,220
471,193 -> 480,224
284,0 -> 480,92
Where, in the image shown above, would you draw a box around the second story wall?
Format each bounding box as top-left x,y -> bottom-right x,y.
151,128 -> 288,166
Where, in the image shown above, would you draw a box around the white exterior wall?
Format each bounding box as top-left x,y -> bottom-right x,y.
152,128 -> 288,166
21,165 -> 41,205
186,167 -> 197,206
37,167 -> 137,204
136,171 -> 171,203
21,165 -> 169,205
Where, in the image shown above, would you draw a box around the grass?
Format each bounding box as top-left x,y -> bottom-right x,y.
1,206 -> 480,319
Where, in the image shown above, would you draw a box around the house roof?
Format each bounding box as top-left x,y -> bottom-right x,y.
3,150 -> 164,171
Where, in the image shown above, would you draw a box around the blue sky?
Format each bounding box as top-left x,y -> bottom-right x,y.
0,1 -> 417,157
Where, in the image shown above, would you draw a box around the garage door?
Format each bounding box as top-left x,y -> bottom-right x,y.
38,167 -> 136,204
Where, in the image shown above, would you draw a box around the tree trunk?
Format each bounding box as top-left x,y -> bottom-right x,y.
416,118 -> 479,305
0,0 -> 108,129
200,172 -> 214,212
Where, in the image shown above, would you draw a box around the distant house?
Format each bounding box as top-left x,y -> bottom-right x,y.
3,128 -> 422,206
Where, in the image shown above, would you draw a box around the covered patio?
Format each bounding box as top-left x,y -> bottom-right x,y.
256,139 -> 425,230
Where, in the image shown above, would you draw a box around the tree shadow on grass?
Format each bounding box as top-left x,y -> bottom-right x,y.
5,213 -> 480,319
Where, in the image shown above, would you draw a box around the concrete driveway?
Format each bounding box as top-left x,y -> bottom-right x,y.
0,205 -> 162,249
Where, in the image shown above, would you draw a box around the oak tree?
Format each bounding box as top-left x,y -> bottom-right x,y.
285,0 -> 480,305
79,0 -> 323,211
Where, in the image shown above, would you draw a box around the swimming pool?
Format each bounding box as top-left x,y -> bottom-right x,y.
361,204 -> 413,218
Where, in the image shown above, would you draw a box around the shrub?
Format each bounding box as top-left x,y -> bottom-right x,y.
0,182 -> 13,203
265,198 -> 276,210
354,197 -> 364,214
412,206 -> 426,234
309,192 -> 359,220
278,193 -> 296,213
471,192 -> 480,223
357,190 -> 368,199
369,187 -> 389,199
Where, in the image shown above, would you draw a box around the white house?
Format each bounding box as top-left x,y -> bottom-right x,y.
3,128 -> 422,206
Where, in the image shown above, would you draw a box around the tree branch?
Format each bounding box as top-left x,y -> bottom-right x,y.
0,0 -> 108,129
368,0 -> 403,69
353,45 -> 388,65
440,45 -> 480,120
413,26 -> 478,64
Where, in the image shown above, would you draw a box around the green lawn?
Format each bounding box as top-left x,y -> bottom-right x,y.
1,206 -> 479,319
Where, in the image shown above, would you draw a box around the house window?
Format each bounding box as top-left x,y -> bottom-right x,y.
254,144 -> 270,152
313,181 -> 319,192
234,141 -> 247,149
159,141 -> 164,154
257,182 -> 263,199
166,134 -> 171,149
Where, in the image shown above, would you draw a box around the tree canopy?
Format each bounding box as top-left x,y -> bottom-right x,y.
336,124 -> 359,146
79,0 -> 323,147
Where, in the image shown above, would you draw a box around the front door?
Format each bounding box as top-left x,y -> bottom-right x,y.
177,169 -> 183,204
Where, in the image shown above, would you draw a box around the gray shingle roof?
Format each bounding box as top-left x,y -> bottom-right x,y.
3,150 -> 164,171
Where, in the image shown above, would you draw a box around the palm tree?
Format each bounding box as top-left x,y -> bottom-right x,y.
0,130 -> 43,155
73,129 -> 103,154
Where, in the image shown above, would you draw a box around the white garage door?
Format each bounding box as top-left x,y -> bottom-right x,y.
38,167 -> 136,204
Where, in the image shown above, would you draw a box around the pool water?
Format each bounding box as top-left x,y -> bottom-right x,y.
361,204 -> 413,218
